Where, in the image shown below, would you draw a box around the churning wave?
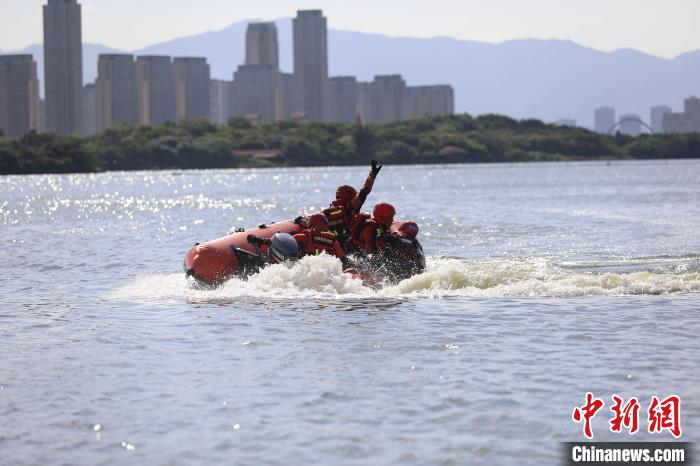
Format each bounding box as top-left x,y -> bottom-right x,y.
108,255 -> 700,301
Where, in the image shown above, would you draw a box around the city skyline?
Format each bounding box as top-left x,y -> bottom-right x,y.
2,0 -> 700,59
2,1 -> 698,135
0,1 -> 454,136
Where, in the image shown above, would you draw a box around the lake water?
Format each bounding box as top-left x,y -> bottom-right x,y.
1,160 -> 699,465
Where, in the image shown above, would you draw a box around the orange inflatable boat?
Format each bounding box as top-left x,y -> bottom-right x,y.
184,218 -> 425,286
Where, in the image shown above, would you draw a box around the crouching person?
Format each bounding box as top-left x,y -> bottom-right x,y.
294,213 -> 354,270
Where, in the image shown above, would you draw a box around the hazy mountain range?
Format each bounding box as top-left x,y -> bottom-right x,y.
7,18 -> 700,127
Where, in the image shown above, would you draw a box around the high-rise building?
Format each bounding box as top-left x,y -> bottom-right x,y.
594,107 -> 615,133
619,114 -> 642,136
328,76 -> 357,123
174,57 -> 210,120
39,99 -> 46,132
230,24 -> 283,121
403,85 -> 454,120
82,82 -> 97,135
230,65 -> 282,120
96,54 -> 138,131
293,10 -> 328,122
281,73 -> 296,118
0,55 -> 40,137
137,56 -> 176,125
371,75 -> 405,123
685,96 -> 700,132
663,112 -> 693,134
356,82 -> 372,124
210,79 -> 232,125
650,105 -> 671,133
43,0 -> 84,134
246,23 -> 279,69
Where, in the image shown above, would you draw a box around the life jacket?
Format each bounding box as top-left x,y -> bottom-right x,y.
350,213 -> 387,251
301,229 -> 339,256
349,212 -> 371,244
323,202 -> 351,240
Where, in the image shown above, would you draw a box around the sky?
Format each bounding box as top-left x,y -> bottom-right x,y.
1,0 -> 699,58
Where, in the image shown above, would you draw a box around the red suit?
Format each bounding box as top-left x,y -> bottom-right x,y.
294,229 -> 347,258
324,163 -> 380,243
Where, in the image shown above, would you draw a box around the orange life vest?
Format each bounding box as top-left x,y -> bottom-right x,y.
323,201 -> 352,240
301,230 -> 340,256
349,214 -> 387,252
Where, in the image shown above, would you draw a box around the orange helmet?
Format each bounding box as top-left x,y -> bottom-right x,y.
307,213 -> 330,231
373,203 -> 396,227
336,185 -> 357,202
399,221 -> 419,238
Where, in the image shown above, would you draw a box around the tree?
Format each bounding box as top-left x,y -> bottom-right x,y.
353,117 -> 375,161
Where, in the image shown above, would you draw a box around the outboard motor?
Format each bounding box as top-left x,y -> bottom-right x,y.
229,232 -> 300,279
268,233 -> 300,263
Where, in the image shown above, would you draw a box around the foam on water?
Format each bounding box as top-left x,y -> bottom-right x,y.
390,257 -> 700,298
108,255 -> 700,301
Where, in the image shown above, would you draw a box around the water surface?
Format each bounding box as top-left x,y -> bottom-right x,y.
1,160 -> 699,465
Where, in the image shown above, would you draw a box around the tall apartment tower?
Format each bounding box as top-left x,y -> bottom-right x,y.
281,73 -> 296,118
293,10 -> 328,122
371,75 -> 405,123
231,23 -> 283,121
174,57 -> 211,120
328,76 -> 357,123
96,54 -> 138,131
594,107 -> 615,133
246,23 -> 279,68
650,105 -> 671,133
663,112 -> 693,134
0,55 -> 40,137
356,82 -> 372,123
210,79 -> 232,124
403,85 -> 454,119
685,96 -> 700,132
43,0 -> 83,134
82,82 -> 97,135
137,56 -> 176,125
230,66 -> 283,120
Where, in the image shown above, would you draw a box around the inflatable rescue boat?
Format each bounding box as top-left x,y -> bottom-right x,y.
184,218 -> 425,287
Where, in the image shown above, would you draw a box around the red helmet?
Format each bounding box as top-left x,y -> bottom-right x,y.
399,221 -> 419,238
307,213 -> 330,230
373,203 -> 396,227
336,185 -> 357,202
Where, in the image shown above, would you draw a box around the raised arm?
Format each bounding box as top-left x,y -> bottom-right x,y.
350,160 -> 382,212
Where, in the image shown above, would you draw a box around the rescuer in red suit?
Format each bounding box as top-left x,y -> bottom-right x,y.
349,202 -> 396,255
294,213 -> 354,269
322,160 -> 382,244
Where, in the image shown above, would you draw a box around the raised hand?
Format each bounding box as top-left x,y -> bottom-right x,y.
371,160 -> 383,176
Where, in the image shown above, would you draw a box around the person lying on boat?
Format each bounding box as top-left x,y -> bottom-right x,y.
348,202 -> 396,255
383,221 -> 426,279
249,213 -> 354,270
320,160 -> 383,244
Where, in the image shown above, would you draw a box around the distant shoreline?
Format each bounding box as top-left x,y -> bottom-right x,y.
2,114 -> 699,175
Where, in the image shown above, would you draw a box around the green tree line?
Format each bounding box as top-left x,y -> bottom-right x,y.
1,114 -> 699,175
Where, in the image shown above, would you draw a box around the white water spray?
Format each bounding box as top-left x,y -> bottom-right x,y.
108,255 -> 700,302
